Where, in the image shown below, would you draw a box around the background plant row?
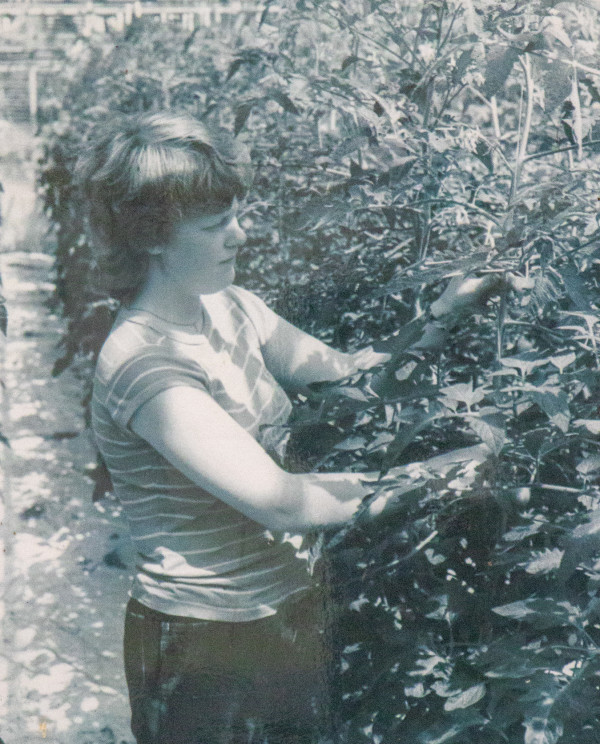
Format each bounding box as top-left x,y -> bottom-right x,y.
38,1 -> 600,742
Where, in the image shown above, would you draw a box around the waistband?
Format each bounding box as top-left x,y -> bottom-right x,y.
126,586 -> 333,629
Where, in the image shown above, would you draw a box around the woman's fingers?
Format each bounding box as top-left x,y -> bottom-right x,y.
353,346 -> 392,370
506,273 -> 536,292
432,272 -> 535,318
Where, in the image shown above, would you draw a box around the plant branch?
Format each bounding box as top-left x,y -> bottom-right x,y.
310,6 -> 408,64
523,139 -> 600,163
437,6 -> 459,55
432,81 -> 468,128
380,12 -> 419,65
527,51 -> 600,80
394,198 -> 503,227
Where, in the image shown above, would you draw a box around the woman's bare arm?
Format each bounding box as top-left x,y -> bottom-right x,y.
260,273 -> 522,390
130,385 -> 379,533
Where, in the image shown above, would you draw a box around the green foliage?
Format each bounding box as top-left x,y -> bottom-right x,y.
37,0 -> 600,741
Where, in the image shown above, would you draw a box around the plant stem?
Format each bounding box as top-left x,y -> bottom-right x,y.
536,484 -> 588,494
435,2 -> 445,54
510,53 -> 534,204
496,292 -> 506,369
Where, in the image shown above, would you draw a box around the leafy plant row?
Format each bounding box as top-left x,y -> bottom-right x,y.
38,1 -> 600,742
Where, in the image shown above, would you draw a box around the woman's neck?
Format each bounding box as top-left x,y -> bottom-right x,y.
130,272 -> 205,327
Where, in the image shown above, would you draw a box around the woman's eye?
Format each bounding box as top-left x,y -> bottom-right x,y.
206,215 -> 234,231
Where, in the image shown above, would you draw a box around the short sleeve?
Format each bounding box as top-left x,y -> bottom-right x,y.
101,349 -> 211,430
227,286 -> 280,347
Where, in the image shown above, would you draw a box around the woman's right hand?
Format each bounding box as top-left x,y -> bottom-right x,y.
363,444 -> 491,522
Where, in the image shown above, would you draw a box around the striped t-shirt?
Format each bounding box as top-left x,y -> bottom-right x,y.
92,285 -> 312,622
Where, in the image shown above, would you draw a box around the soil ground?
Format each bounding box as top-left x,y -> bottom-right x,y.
0,123 -> 135,744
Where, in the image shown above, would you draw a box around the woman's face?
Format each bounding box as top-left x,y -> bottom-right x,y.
156,200 -> 247,295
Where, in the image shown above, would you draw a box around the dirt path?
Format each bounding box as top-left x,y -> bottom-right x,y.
0,136 -> 134,744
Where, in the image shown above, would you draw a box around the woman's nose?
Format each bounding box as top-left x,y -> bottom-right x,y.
227,217 -> 246,247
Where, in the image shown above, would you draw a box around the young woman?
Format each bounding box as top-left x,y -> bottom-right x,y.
80,111 -> 503,744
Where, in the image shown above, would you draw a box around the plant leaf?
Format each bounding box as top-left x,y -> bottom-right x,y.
501,354 -> 549,377
443,683 -> 486,711
492,598 -> 578,627
462,0 -> 483,35
520,548 -> 564,575
549,353 -> 576,373
492,600 -> 537,620
474,139 -> 494,172
439,382 -> 486,409
333,435 -> 367,451
341,55 -> 360,72
574,419 -> 600,434
561,261 -> 594,311
330,386 -> 370,402
529,390 -> 570,433
270,90 -> 300,115
576,455 -> 600,475
466,413 -> 505,454
542,15 -> 572,49
258,0 -> 276,28
226,58 -> 244,82
572,510 -> 600,538
453,49 -> 474,85
482,46 -> 520,98
523,717 -> 564,744
381,406 -> 441,471
234,102 -> 254,135
0,294 -> 6,335
535,55 -> 572,112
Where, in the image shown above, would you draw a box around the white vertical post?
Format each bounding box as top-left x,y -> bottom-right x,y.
28,65 -> 38,123
82,13 -> 92,37
113,11 -> 125,32
198,7 -> 211,26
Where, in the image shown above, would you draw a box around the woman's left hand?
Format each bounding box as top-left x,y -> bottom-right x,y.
430,272 -> 534,322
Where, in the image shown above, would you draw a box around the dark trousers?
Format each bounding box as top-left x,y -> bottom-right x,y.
124,596 -> 337,744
